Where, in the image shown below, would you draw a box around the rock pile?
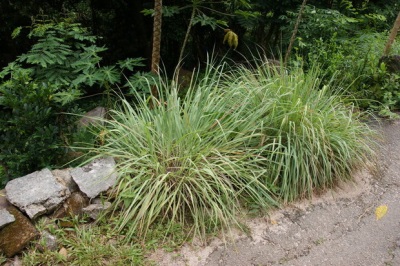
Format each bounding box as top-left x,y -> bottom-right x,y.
0,157 -> 117,257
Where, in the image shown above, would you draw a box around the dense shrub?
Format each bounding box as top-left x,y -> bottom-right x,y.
0,20 -> 147,185
283,4 -> 400,115
305,32 -> 400,115
0,70 -> 61,185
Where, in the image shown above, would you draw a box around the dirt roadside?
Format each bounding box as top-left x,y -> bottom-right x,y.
150,119 -> 400,266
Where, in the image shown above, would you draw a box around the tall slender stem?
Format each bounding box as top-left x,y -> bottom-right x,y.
284,0 -> 307,66
177,6 -> 196,70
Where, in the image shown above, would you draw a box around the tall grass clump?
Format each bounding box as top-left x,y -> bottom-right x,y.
232,62 -> 376,202
86,59 -> 376,242
89,63 -> 277,242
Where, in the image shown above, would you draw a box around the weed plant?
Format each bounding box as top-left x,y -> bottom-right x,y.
22,216 -> 143,266
86,59 -> 376,243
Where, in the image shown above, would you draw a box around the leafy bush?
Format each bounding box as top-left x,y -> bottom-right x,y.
0,20 -> 146,185
9,21 -> 147,105
0,69 -> 62,184
305,31 -> 400,114
86,59 -> 375,242
283,4 -> 400,114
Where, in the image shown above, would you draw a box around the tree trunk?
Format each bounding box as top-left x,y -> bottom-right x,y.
383,11 -> 400,56
151,0 -> 162,99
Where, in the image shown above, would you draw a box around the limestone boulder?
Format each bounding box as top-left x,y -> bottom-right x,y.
70,157 -> 118,199
5,169 -> 70,219
0,209 -> 15,229
0,193 -> 39,257
82,199 -> 112,220
0,190 -> 15,229
39,231 -> 58,252
52,169 -> 79,193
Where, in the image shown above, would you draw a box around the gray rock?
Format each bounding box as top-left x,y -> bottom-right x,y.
70,157 -> 117,199
52,168 -> 79,193
4,256 -> 22,266
0,209 -> 15,229
40,231 -> 58,251
82,201 -> 112,220
78,106 -> 106,128
5,169 -> 70,219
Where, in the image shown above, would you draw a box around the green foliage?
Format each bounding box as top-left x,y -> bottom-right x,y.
281,5 -> 362,52
0,20 -> 147,185
192,13 -> 228,30
22,217 -> 143,266
0,69 -> 62,184
233,63 -> 376,201
141,5 -> 182,17
84,59 -> 375,242
86,62 -> 278,243
8,21 -> 145,96
281,1 -> 400,114
304,31 -> 400,114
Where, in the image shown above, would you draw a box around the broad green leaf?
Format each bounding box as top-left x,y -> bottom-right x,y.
118,58 -> 145,71
99,66 -> 120,84
52,89 -> 83,106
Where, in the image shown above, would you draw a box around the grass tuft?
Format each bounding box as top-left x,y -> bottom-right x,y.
232,62 -> 376,202
86,59 -> 376,243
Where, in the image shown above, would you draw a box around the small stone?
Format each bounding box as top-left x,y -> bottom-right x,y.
57,220 -> 75,228
52,169 -> 79,193
4,256 -> 22,266
40,231 -> 58,251
13,256 -> 22,266
82,201 -> 112,220
0,209 -> 15,229
52,192 -> 89,219
58,247 -> 68,259
70,157 -> 117,199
